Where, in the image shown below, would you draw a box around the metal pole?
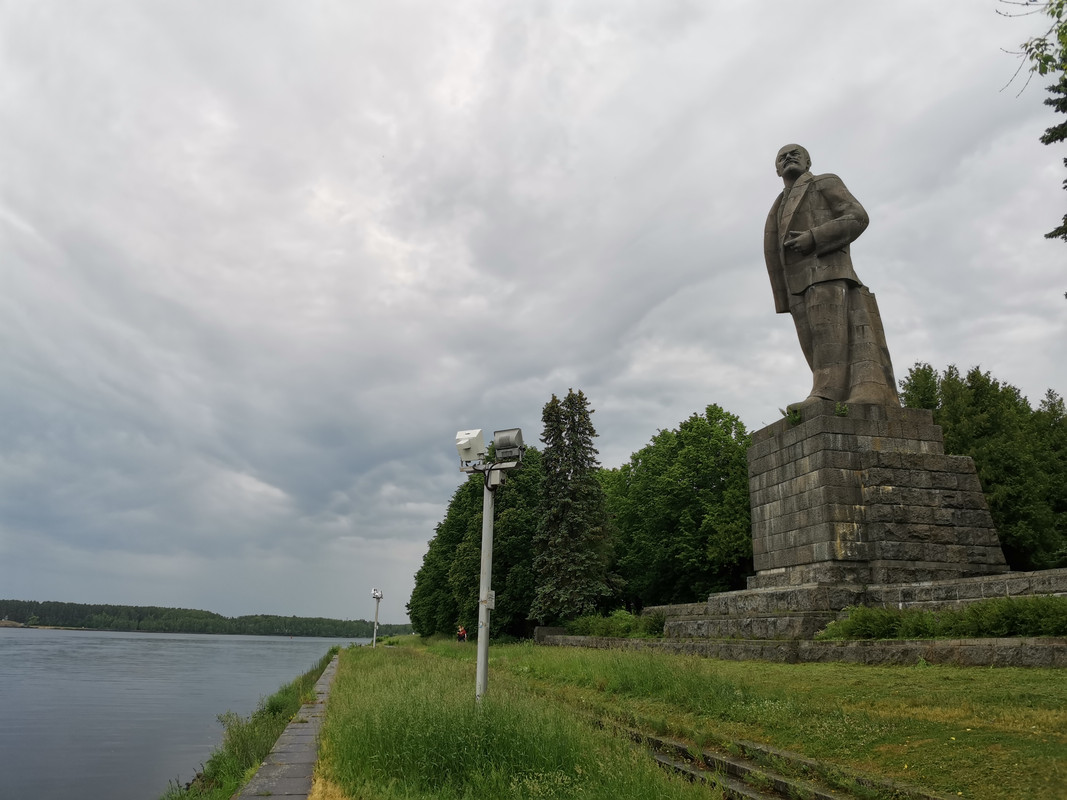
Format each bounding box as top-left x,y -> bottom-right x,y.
372,596 -> 380,648
475,469 -> 496,702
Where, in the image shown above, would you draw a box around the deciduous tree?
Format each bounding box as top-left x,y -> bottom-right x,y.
407,447 -> 545,638
900,362 -> 1067,569
602,404 -> 752,608
1002,1 -> 1067,241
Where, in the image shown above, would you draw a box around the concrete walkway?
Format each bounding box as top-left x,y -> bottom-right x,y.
233,653 -> 339,799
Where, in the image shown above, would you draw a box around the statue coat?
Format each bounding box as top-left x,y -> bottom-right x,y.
763,171 -> 869,313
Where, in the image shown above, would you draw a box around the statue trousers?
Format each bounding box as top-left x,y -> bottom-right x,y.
787,279 -> 898,406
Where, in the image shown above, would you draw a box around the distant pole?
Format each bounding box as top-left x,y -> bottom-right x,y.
371,588 -> 383,648
475,469 -> 498,702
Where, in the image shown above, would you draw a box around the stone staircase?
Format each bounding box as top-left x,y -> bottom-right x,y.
605,720 -> 951,800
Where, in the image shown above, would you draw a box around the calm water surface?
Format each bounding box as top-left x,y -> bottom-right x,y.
0,627 -> 368,800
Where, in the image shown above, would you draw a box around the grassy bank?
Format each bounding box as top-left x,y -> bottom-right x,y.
315,639 -> 1065,800
160,646 -> 338,800
316,643 -> 722,800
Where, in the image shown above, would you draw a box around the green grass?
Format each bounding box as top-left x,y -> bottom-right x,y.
320,638 -> 1066,800
817,596 -> 1067,640
160,647 -> 338,800
317,644 -> 724,799
486,643 -> 1066,800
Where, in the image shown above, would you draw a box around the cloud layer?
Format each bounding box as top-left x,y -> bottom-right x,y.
1,1 -> 1063,620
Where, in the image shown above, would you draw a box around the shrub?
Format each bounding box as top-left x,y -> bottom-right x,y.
816,596 -> 1067,640
564,609 -> 664,638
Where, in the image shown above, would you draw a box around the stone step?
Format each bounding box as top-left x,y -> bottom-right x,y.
651,751 -> 780,800
622,723 -> 949,800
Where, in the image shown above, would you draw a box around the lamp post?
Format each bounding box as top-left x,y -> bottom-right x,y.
370,587 -> 383,648
455,427 -> 524,703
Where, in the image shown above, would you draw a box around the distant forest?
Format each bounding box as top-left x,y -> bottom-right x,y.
0,599 -> 412,638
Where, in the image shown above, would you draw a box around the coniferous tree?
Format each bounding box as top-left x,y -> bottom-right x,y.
1040,73 -> 1067,241
529,389 -> 612,624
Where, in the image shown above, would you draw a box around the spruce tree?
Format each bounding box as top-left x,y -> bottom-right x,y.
529,389 -> 612,624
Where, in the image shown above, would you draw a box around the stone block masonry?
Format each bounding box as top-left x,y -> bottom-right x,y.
646,400 -> 1028,641
655,567 -> 1067,641
748,399 -> 1007,588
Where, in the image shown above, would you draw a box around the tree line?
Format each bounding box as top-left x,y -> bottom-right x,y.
0,599 -> 412,638
407,365 -> 1067,639
407,390 -> 753,639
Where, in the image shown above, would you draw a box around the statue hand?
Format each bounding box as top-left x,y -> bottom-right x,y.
784,230 -> 814,254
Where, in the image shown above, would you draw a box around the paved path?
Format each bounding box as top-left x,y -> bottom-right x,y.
233,653 -> 338,799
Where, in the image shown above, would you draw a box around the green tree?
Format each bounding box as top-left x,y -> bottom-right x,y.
529,390 -> 612,624
1040,73 -> 1067,241
407,447 -> 545,639
1008,0 -> 1067,78
1003,1 -> 1067,240
486,447 -> 544,638
899,362 -> 1067,569
603,404 -> 753,608
407,476 -> 481,636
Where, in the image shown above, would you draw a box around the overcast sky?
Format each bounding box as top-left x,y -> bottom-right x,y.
0,2 -> 1063,624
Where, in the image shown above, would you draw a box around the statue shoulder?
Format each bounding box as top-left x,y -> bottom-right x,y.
810,172 -> 845,186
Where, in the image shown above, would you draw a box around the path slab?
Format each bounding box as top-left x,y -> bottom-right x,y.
233,653 -> 339,799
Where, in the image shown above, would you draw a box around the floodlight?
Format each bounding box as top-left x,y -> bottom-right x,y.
450,422 -> 524,702
455,429 -> 486,464
493,428 -> 524,461
371,588 -> 383,600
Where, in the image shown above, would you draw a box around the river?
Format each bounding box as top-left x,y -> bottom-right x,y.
0,627 -> 369,799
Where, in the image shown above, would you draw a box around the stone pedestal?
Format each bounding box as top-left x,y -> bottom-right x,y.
653,401 -> 1010,641
747,400 -> 1007,588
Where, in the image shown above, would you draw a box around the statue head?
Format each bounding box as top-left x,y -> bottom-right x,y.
775,144 -> 811,179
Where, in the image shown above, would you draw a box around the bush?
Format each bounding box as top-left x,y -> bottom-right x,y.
816,596 -> 1067,640
564,609 -> 665,638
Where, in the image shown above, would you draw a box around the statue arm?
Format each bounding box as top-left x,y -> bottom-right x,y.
764,203 -> 790,313
807,174 -> 869,255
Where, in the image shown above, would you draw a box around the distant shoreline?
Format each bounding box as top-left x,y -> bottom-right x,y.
0,600 -> 413,637
0,623 -> 373,638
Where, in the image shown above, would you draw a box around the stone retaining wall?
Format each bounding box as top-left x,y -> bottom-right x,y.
647,567 -> 1067,641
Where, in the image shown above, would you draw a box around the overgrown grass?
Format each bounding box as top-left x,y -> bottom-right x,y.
481,643 -> 1066,800
317,644 -> 724,800
159,647 -> 338,800
816,596 -> 1067,640
565,608 -> 666,637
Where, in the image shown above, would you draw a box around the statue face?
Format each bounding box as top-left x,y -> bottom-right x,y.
775,144 -> 810,179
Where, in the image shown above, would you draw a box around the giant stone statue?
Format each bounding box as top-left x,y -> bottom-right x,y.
764,144 -> 898,410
